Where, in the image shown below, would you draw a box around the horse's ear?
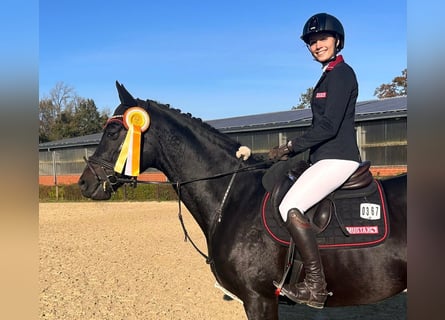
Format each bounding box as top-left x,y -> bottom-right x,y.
115,81 -> 138,106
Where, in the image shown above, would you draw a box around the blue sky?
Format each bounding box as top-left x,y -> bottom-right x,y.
39,0 -> 406,120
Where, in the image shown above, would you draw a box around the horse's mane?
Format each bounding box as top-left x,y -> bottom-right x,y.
138,98 -> 238,146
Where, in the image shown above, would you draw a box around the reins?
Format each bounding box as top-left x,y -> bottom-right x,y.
132,160 -> 272,263
84,155 -> 273,262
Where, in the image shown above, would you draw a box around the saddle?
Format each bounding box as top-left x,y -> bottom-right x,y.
267,161 -> 374,234
339,161 -> 373,190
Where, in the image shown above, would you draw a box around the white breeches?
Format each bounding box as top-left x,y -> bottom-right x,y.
279,159 -> 360,222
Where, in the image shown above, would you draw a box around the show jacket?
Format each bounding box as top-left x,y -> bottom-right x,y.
289,55 -> 361,164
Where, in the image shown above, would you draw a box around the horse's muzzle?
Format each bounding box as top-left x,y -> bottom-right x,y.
78,156 -> 120,200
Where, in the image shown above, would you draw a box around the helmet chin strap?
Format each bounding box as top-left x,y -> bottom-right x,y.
321,39 -> 342,68
306,46 -> 337,65
323,37 -> 341,62
322,54 -> 337,69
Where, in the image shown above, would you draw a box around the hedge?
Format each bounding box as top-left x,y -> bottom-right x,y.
39,183 -> 178,202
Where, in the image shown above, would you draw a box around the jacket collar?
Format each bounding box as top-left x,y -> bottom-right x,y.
322,55 -> 344,72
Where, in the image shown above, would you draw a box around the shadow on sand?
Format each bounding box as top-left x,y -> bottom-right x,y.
278,291 -> 406,320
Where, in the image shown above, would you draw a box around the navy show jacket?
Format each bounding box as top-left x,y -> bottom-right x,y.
289,55 -> 361,164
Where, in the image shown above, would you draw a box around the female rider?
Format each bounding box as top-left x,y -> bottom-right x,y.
236,13 -> 361,309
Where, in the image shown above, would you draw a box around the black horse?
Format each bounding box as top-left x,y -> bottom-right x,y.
79,82 -> 407,320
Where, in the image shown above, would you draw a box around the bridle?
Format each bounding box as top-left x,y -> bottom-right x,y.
83,155 -> 130,193
84,154 -> 273,191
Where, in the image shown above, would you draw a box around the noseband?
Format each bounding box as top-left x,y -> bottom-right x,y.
83,156 -> 135,193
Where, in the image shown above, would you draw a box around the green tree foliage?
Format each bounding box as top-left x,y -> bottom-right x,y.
39,82 -> 109,142
293,87 -> 313,109
374,69 -> 407,99
39,98 -> 56,143
72,99 -> 108,136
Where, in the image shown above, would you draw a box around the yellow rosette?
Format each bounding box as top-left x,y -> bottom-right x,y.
114,107 -> 150,176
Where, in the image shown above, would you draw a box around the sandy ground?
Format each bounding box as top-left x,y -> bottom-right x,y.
39,202 -> 246,320
39,201 -> 407,320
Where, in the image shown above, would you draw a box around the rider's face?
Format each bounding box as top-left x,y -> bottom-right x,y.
307,32 -> 339,63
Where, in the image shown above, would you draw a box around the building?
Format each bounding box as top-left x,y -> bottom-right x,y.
39,96 -> 407,185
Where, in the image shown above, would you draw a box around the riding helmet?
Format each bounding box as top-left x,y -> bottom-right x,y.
301,13 -> 345,50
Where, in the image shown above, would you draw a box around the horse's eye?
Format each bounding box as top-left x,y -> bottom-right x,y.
106,131 -> 120,139
105,124 -> 122,140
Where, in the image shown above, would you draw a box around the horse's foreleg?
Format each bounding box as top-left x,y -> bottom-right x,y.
243,295 -> 279,320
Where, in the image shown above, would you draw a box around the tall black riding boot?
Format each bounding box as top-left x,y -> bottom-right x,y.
281,208 -> 329,309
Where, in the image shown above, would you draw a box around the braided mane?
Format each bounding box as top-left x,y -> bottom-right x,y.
138,98 -> 236,145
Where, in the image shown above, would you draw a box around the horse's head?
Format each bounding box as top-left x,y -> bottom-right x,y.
79,81 -> 250,201
78,82 -> 159,200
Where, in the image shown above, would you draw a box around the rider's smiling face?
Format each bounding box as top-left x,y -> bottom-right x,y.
307,32 -> 339,63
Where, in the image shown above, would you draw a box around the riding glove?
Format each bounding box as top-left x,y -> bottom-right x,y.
269,142 -> 292,161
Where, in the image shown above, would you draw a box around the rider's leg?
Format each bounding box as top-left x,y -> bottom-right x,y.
278,159 -> 359,308
279,159 -> 360,217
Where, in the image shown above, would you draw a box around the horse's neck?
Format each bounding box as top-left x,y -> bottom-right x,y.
151,115 -> 240,237
157,131 -> 236,184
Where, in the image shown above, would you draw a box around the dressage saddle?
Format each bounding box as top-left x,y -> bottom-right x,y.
266,160 -> 373,234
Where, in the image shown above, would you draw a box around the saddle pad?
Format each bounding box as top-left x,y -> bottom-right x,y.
261,180 -> 389,249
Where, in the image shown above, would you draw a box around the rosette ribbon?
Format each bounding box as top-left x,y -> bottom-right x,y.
114,107 -> 150,176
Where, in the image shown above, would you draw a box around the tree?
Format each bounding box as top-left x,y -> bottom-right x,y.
39,82 -> 109,142
39,82 -> 76,141
50,81 -> 76,116
374,69 -> 407,99
39,98 -> 56,143
293,87 -> 313,109
72,98 -> 107,136
52,109 -> 76,140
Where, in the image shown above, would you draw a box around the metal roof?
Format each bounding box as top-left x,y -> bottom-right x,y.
207,108 -> 313,132
208,96 -> 407,132
39,96 -> 406,151
353,96 -> 407,121
39,133 -> 103,150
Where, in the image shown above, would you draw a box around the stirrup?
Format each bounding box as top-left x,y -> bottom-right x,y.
273,238 -> 296,296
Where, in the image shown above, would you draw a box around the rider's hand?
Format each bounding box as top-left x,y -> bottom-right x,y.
236,146 -> 252,161
268,144 -> 291,161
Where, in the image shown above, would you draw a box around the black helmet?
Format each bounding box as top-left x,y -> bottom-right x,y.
301,13 -> 345,50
